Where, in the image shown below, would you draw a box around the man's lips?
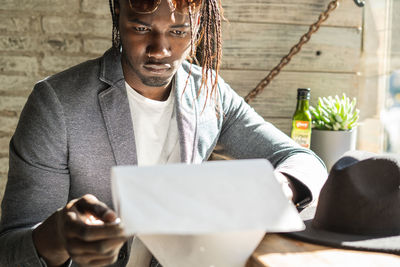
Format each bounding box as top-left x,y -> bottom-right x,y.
143,63 -> 171,74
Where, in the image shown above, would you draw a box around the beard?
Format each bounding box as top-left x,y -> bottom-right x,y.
138,74 -> 171,87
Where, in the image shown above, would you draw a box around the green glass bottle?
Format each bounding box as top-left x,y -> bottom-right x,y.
291,88 -> 312,148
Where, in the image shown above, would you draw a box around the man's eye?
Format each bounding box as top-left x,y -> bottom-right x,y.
171,30 -> 187,37
134,26 -> 150,32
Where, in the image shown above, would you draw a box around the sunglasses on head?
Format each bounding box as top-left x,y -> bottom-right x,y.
128,0 -> 202,14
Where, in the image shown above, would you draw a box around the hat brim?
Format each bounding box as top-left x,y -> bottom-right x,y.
286,206 -> 400,255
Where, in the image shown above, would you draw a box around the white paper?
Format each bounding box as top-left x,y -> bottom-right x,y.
137,231 -> 266,267
112,159 -> 304,267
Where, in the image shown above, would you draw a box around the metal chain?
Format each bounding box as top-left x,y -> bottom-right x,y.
244,0 -> 340,103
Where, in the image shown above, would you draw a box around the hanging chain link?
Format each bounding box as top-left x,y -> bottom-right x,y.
244,0 -> 340,103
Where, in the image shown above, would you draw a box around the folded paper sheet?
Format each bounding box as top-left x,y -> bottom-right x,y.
112,159 -> 304,267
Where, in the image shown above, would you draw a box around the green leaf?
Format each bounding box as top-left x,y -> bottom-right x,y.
311,94 -> 359,131
333,122 -> 341,131
310,107 -> 320,120
321,115 -> 331,124
335,114 -> 343,122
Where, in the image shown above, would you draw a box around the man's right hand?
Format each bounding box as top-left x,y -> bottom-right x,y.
33,194 -> 127,267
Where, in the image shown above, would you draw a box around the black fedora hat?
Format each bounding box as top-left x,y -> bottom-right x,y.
288,151 -> 400,255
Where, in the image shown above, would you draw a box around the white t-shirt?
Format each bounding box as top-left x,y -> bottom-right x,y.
125,82 -> 180,166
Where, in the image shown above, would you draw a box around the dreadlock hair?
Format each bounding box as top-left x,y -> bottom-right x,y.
195,0 -> 223,110
109,0 -> 120,48
108,0 -> 224,108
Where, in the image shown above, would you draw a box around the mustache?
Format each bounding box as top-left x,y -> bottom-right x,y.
144,58 -> 171,65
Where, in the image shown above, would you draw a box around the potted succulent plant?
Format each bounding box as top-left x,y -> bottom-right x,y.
309,94 -> 360,170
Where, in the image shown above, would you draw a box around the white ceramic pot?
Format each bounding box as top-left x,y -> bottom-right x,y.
310,128 -> 357,171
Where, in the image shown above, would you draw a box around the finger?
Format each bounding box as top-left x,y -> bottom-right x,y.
74,195 -> 118,223
281,182 -> 294,201
274,172 -> 294,201
73,253 -> 118,267
65,198 -> 80,209
65,212 -> 125,241
72,250 -> 120,266
67,237 -> 126,255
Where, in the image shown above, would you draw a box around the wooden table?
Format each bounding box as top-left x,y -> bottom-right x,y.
247,234 -> 400,267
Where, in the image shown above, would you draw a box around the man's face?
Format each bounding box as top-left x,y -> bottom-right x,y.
116,0 -> 196,91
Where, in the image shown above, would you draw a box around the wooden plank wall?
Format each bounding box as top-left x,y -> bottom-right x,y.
391,0 -> 400,71
356,0 -> 392,152
220,0 -> 363,135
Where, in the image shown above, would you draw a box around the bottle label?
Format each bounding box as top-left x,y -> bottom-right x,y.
291,120 -> 311,148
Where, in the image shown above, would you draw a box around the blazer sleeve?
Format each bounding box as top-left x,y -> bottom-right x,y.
216,80 -> 327,207
0,80 -> 70,266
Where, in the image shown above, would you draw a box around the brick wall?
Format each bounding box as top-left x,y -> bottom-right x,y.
0,0 -> 112,211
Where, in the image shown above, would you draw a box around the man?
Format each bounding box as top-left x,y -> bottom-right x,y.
0,0 -> 327,266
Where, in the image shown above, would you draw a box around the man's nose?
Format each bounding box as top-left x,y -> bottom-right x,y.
147,33 -> 171,59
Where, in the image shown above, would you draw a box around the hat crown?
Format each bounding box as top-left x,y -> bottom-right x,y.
312,157 -> 400,236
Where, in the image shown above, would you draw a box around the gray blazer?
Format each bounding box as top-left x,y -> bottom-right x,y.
0,48 -> 326,266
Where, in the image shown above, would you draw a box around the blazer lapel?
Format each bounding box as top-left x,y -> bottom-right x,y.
174,65 -> 199,163
98,49 -> 199,165
98,49 -> 137,166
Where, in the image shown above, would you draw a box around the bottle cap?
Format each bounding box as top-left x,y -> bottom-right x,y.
297,88 -> 310,99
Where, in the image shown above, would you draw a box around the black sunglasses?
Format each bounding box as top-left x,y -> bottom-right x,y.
128,0 -> 202,14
